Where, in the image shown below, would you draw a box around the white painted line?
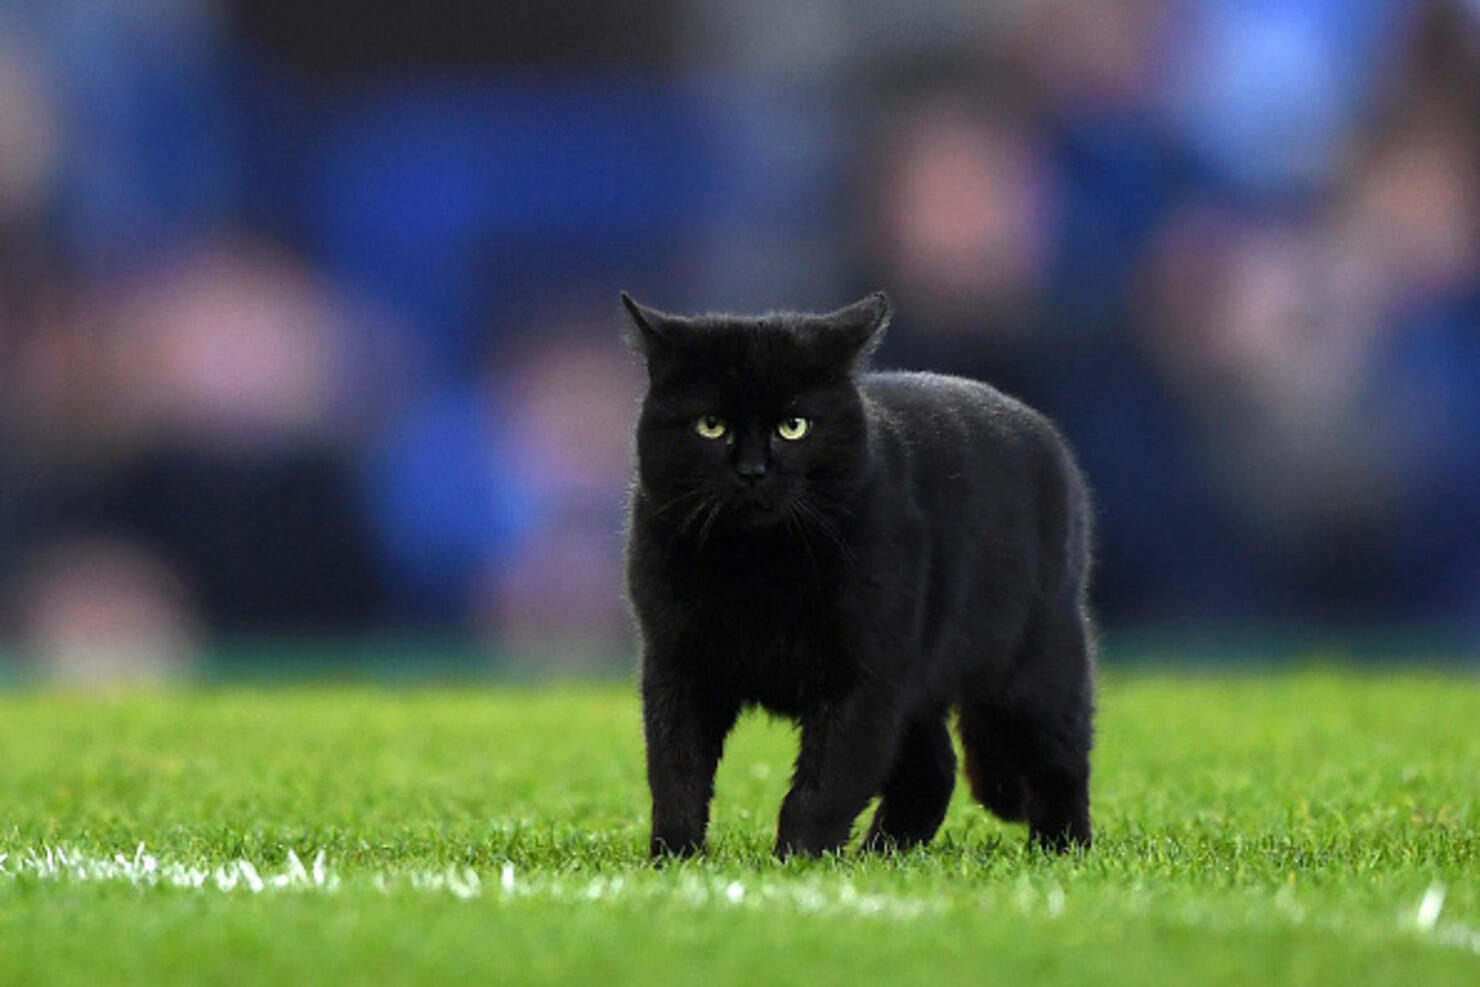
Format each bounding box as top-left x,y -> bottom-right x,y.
0,845 -> 939,918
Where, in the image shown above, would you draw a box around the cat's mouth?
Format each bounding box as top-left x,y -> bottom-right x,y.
728,490 -> 788,527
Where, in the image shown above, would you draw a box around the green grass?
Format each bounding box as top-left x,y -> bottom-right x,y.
1,669 -> 1477,984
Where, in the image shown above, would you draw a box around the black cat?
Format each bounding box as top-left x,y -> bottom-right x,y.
622,291 -> 1094,859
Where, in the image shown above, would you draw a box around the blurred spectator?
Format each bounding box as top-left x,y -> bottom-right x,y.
366,299 -> 640,666
365,373 -> 535,629
3,238 -> 387,640
859,84 -> 1056,393
6,535 -> 199,684
1163,0 -> 1396,195
481,317 -> 641,667
0,0 -> 235,271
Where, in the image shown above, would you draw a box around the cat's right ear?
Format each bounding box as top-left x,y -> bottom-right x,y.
817,291 -> 892,368
621,292 -> 676,361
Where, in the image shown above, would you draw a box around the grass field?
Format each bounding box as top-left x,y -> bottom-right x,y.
1,668 -> 1477,984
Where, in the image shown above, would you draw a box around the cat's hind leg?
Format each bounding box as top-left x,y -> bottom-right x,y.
1019,604 -> 1094,852
860,709 -> 956,853
1020,712 -> 1092,853
959,697 -> 1091,851
959,605 -> 1094,852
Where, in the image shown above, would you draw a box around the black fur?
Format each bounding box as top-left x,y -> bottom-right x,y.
622,291 -> 1094,859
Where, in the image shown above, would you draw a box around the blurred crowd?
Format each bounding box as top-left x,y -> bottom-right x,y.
0,0 -> 1476,676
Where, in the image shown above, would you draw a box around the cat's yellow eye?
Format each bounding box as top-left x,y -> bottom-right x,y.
776,417 -> 811,441
695,415 -> 728,440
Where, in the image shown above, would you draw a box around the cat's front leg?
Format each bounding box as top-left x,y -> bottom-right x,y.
775,688 -> 903,858
643,661 -> 738,859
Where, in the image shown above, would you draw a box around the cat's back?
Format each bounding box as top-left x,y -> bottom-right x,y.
860,370 -> 1058,457
859,370 -> 1086,537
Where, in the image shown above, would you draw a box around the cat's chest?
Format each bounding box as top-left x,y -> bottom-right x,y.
681,572 -> 858,713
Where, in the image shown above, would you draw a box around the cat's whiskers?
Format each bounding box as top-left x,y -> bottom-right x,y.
793,497 -> 855,566
783,501 -> 823,588
694,498 -> 724,552
644,485 -> 707,523
806,488 -> 859,522
656,490 -> 719,559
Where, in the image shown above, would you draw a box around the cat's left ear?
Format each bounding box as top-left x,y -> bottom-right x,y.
817,291 -> 891,368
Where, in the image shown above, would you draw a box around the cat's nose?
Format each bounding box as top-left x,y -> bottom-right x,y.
736,459 -> 767,482
735,432 -> 769,482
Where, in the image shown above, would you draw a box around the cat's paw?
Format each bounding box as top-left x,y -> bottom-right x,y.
772,829 -> 849,860
1027,821 -> 1092,854
649,833 -> 706,862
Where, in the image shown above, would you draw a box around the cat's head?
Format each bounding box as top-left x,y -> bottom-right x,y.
623,292 -> 890,536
